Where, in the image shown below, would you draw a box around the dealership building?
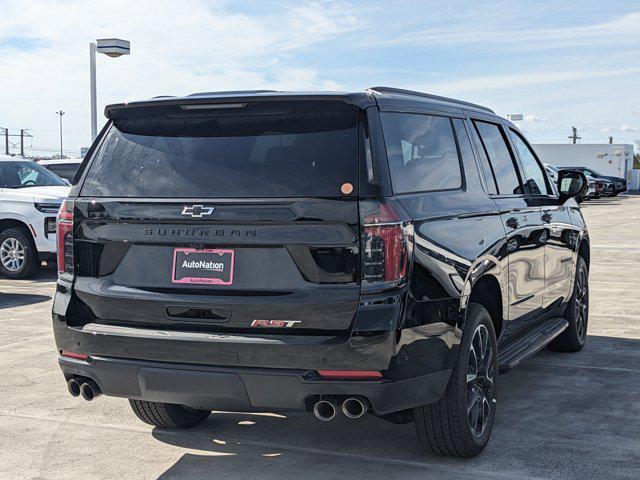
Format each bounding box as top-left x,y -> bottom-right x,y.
532,143 -> 637,187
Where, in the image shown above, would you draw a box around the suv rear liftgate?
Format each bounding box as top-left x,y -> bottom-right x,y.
53,96 -> 454,417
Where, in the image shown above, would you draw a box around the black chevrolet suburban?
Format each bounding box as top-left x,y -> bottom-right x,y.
53,87 -> 590,457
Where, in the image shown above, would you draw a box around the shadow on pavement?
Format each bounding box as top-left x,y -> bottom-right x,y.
0,292 -> 51,309
150,334 -> 640,480
0,265 -> 57,285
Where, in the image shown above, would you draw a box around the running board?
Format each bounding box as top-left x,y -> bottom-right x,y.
498,318 -> 568,373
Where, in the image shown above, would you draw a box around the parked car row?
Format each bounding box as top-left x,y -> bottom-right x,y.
544,163 -> 627,202
0,155 -> 71,278
0,155 -> 82,278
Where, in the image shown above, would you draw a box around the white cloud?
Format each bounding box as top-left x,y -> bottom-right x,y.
620,124 -> 640,132
362,11 -> 640,52
413,67 -> 640,94
0,0 -> 355,155
524,115 -> 547,123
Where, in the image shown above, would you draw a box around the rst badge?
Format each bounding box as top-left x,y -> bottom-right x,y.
251,319 -> 302,328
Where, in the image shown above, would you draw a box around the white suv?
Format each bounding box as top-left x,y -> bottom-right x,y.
0,155 -> 70,278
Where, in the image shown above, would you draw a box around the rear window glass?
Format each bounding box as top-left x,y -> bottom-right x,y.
380,113 -> 462,194
81,101 -> 358,198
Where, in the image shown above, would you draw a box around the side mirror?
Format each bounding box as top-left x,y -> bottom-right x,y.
558,170 -> 587,202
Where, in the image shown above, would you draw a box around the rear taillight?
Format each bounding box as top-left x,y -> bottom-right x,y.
56,199 -> 74,276
360,200 -> 408,288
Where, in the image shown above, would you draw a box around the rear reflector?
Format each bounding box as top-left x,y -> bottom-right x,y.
317,370 -> 383,379
60,350 -> 89,361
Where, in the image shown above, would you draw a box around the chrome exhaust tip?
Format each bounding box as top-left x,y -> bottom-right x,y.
341,397 -> 368,419
67,378 -> 81,397
313,400 -> 336,421
80,380 -> 102,401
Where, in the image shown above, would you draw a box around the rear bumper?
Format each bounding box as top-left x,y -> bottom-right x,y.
58,354 -> 450,415
53,283 -> 459,415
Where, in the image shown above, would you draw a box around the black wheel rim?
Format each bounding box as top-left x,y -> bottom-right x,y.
466,324 -> 494,438
575,268 -> 588,340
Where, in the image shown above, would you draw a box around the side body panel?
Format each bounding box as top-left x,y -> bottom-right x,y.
391,111 -> 507,347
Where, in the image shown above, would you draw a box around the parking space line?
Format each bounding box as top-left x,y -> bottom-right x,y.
0,412 -> 548,480
589,313 -> 640,319
525,362 -> 640,374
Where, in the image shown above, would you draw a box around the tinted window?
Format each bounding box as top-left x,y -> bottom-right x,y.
474,121 -> 521,195
0,161 -> 66,188
82,101 -> 358,198
508,129 -> 549,195
467,120 -> 498,195
380,113 -> 462,193
48,164 -> 80,182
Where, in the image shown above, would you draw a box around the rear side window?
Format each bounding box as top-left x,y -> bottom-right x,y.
81,101 -> 358,198
380,113 -> 462,194
508,129 -> 550,195
473,121 -> 521,195
48,164 -> 79,182
467,120 -> 498,195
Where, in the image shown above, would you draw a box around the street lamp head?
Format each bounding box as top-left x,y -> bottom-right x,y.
96,38 -> 130,58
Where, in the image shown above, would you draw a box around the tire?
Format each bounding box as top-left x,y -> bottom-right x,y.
549,256 -> 588,352
129,400 -> 211,428
413,303 -> 498,457
0,228 -> 40,279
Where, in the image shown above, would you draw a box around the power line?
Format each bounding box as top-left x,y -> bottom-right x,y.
0,127 -> 33,156
568,126 -> 582,144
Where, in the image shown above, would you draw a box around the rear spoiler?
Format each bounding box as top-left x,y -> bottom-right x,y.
105,92 -> 376,119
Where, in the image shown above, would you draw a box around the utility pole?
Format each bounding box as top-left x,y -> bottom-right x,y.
55,110 -> 65,158
568,126 -> 581,144
1,127 -> 8,155
0,128 -> 32,156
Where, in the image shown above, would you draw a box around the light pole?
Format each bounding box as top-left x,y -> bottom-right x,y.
55,111 -> 65,158
90,38 -> 131,141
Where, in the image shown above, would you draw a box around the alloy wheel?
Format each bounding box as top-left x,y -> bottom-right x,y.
574,268 -> 588,340
466,324 -> 494,438
0,237 -> 25,272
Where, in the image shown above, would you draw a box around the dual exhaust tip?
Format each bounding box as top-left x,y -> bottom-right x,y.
313,397 -> 368,421
67,378 -> 102,401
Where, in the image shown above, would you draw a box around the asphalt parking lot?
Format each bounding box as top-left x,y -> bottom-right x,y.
1,196 -> 639,480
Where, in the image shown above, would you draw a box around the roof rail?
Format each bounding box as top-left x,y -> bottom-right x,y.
187,90 -> 277,97
368,86 -> 494,113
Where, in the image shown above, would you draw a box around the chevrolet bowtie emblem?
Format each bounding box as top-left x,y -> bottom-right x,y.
181,205 -> 215,218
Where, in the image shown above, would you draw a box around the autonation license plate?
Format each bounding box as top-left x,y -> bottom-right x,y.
171,248 -> 235,285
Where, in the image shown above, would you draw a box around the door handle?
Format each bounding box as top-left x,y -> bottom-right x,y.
506,217 -> 519,229
541,212 -> 553,223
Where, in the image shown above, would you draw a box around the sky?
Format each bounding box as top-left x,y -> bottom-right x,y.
0,0 -> 639,157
